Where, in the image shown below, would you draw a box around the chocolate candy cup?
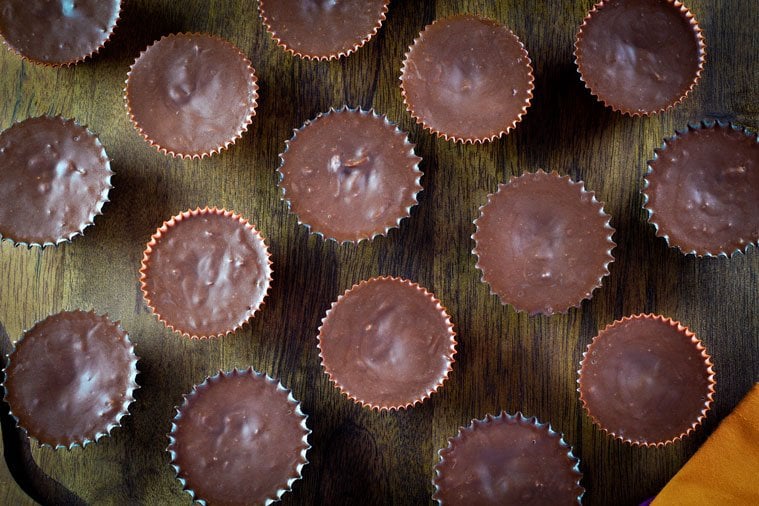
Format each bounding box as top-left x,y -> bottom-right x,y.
318,276 -> 456,411
400,15 -> 534,143
169,368 -> 310,505
578,314 -> 716,447
574,0 -> 705,116
2,310 -> 139,449
644,120 -> 759,257
472,170 -> 615,316
0,0 -> 122,66
140,207 -> 272,339
433,412 -> 584,505
0,116 -> 113,248
125,33 -> 258,159
258,0 -> 389,60
278,107 -> 423,243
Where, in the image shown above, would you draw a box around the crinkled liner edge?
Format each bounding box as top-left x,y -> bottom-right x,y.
643,119 -> 759,257
471,169 -> 616,316
577,313 -> 717,447
277,106 -> 423,245
167,367 -> 311,505
0,0 -> 123,67
124,32 -> 258,159
258,0 -> 389,61
574,0 -> 706,117
0,115 -> 113,249
1,309 -> 140,450
317,276 -> 457,412
139,207 -> 273,339
399,15 -> 535,144
431,411 -> 584,505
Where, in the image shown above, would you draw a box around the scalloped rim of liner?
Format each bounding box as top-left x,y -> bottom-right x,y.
643,119 -> 759,257
277,106 -> 423,244
167,368 -> 311,505
432,411 -> 584,505
139,207 -> 273,339
1,309 -> 139,450
317,276 -> 457,412
577,313 -> 716,447
399,14 -> 535,144
0,115 -> 113,249
0,0 -> 123,67
574,0 -> 706,117
257,0 -> 389,61
124,32 -> 258,159
471,169 -> 616,316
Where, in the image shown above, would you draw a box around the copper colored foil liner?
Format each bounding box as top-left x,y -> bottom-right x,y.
317,276 -> 457,411
574,0 -> 706,116
0,0 -> 123,67
258,0 -> 389,60
168,368 -> 311,505
432,412 -> 584,505
578,314 -> 716,447
139,207 -> 273,339
1,310 -> 139,450
124,32 -> 258,159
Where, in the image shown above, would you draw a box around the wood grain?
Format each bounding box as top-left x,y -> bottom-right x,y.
0,0 -> 757,504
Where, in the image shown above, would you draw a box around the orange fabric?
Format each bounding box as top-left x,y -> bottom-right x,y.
653,383 -> 759,506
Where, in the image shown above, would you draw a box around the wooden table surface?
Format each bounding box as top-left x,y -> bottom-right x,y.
0,0 -> 757,504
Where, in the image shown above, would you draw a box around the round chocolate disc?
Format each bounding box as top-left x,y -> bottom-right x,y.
3,310 -> 138,448
318,277 -> 456,410
575,0 -> 705,115
126,33 -> 258,158
258,0 -> 389,59
169,369 -> 310,505
578,314 -> 715,446
0,0 -> 121,65
278,108 -> 423,243
0,116 -> 112,246
400,15 -> 534,143
473,170 -> 615,316
140,208 -> 272,338
645,121 -> 759,256
433,413 -> 584,505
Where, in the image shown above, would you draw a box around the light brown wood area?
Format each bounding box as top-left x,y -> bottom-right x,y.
0,0 -> 757,504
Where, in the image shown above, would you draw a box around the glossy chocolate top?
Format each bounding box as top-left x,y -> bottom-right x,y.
170,370 -> 309,505
0,116 -> 112,246
401,15 -> 533,142
473,171 -> 614,315
126,33 -> 257,157
141,209 -> 271,338
645,123 -> 759,255
3,311 -> 138,447
579,315 -> 713,444
279,109 -> 422,242
318,277 -> 455,409
0,0 -> 120,65
434,414 -> 583,505
576,0 -> 702,114
259,0 -> 388,58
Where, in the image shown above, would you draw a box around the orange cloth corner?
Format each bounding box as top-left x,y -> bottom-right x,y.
653,383 -> 759,506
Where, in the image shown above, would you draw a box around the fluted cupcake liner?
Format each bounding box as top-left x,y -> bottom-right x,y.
277,106 -> 423,244
574,0 -> 706,116
1,310 -> 139,450
258,0 -> 389,60
317,276 -> 457,411
124,32 -> 258,159
578,314 -> 716,447
643,119 -> 759,257
168,368 -> 311,505
0,115 -> 113,248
